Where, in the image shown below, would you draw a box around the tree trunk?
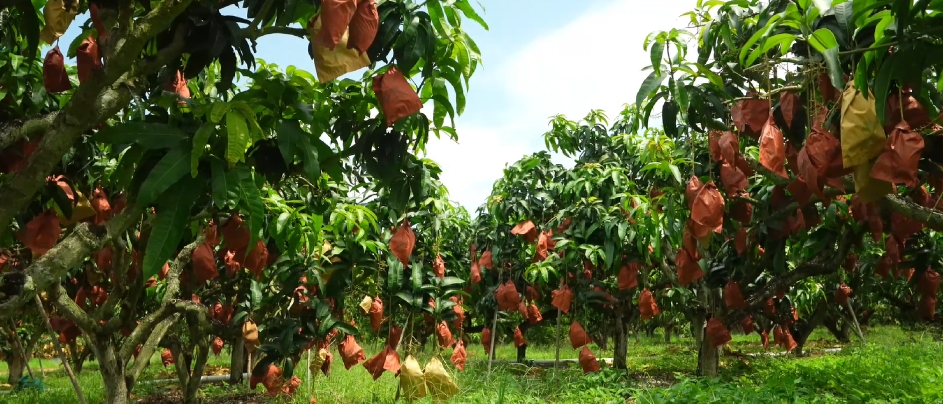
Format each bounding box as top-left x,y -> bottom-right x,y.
690,312 -> 704,348
822,315 -> 850,343
5,354 -> 26,384
697,325 -> 719,378
645,323 -> 656,338
516,344 -> 527,363
228,337 -> 246,385
792,299 -> 829,356
183,339 -> 210,404
613,311 -> 628,370
68,340 -> 89,374
664,324 -> 673,344
93,341 -> 129,404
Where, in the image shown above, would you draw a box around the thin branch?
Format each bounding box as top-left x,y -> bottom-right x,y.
726,86 -> 804,103
49,284 -> 98,334
247,25 -> 308,40
743,226 -> 855,310
139,23 -> 189,75
120,232 -> 206,362
247,0 -> 275,33
34,294 -> 88,404
744,57 -> 808,71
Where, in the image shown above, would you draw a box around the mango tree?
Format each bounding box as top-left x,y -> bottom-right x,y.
0,0 -> 486,402
634,0 -> 943,377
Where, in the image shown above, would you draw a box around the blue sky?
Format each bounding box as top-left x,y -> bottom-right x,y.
50,0 -> 694,211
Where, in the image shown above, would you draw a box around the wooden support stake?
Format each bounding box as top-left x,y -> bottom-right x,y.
845,299 -> 866,344
34,295 -> 88,404
554,308 -> 562,369
487,309 -> 498,373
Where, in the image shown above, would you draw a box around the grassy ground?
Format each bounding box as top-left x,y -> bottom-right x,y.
0,326 -> 941,403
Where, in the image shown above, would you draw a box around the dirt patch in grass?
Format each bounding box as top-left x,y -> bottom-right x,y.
135,391 -> 267,404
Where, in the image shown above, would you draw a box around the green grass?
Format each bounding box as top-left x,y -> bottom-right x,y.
0,326 -> 940,403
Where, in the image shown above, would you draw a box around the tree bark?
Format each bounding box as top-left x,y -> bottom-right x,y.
697,324 -> 719,378
516,344 -> 527,363
791,299 -> 829,357
5,327 -> 38,384
92,338 -> 129,404
183,340 -> 210,404
228,336 -> 246,385
613,311 -> 628,370
822,315 -> 850,343
5,354 -> 25,384
67,340 -> 90,374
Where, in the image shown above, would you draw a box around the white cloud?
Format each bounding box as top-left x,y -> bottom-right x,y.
423,121 -> 534,212
425,0 -> 694,211
503,0 -> 693,123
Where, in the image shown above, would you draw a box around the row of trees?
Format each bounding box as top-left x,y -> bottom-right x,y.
457,0 -> 943,378
0,0 -> 486,403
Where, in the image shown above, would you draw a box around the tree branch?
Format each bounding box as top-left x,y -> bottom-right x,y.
744,155 -> 943,230
743,226 -> 855,310
49,284 -> 98,335
0,208 -> 142,314
120,233 -> 205,363
0,112 -> 58,150
880,195 -> 943,231
247,25 -> 308,40
247,0 -> 275,32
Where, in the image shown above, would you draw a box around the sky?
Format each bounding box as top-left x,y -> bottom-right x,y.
50,0 -> 696,212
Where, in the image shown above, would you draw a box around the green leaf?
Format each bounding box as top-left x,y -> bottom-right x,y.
439,63 -> 466,115
752,33 -> 796,64
874,54 -> 896,125
832,1 -> 854,33
250,280 -> 262,308
636,71 -> 667,106
823,47 -> 845,91
430,76 -> 455,127
298,136 -> 321,182
739,14 -> 782,66
454,0 -> 489,30
225,111 -> 250,165
276,212 -> 291,235
672,80 -> 689,114
190,123 -> 215,177
440,277 -> 465,288
650,40 -> 665,76
236,167 -> 265,252
411,261 -> 422,292
136,147 -> 192,209
231,101 -> 264,140
394,15 -> 428,74
94,122 -> 188,150
142,175 -> 204,280
426,0 -> 450,36
210,101 -> 230,123
669,164 -> 683,185
50,182 -> 74,221
67,28 -> 96,58
113,145 -> 143,191
387,258 -> 404,293
808,28 -> 838,54
276,121 -> 303,167
210,159 -> 237,208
